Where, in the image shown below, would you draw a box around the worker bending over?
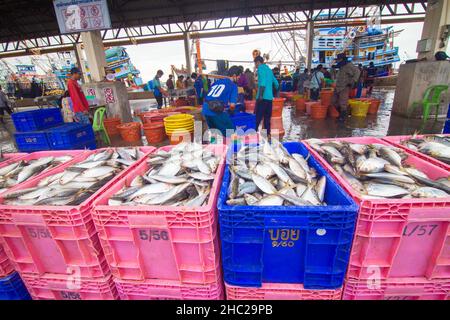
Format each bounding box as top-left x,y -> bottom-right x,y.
202,67 -> 241,137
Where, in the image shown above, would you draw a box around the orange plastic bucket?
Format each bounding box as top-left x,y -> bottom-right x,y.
328,105 -> 340,118
117,122 -> 142,143
320,90 -> 333,107
103,118 -> 121,136
143,123 -> 166,144
270,117 -> 284,130
167,131 -> 193,145
368,99 -> 381,114
305,101 -> 320,115
245,100 -> 256,113
310,104 -> 328,119
296,97 -> 307,113
272,98 -> 285,117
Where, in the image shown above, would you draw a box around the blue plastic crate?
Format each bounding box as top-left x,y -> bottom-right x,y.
0,272 -> 31,300
14,131 -> 51,152
217,142 -> 358,289
47,123 -> 96,150
12,108 -> 63,132
444,119 -> 450,134
230,112 -> 257,135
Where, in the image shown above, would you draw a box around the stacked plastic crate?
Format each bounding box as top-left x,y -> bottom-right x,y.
12,108 -> 96,152
0,147 -> 155,300
217,142 -> 359,300
305,137 -> 450,300
92,145 -> 227,300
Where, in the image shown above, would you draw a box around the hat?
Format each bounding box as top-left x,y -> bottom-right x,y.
70,67 -> 81,74
435,51 -> 449,61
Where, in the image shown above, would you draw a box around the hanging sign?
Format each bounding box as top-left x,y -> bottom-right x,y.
53,0 -> 111,34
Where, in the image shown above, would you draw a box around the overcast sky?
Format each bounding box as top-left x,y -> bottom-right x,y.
125,22 -> 427,83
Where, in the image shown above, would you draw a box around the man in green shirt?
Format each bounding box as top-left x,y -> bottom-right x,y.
254,56 -> 279,137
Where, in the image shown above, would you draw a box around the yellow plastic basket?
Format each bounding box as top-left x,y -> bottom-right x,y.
351,101 -> 370,117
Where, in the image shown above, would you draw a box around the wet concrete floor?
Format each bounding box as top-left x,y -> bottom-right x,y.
282,88 -> 447,142
1,88 -> 447,152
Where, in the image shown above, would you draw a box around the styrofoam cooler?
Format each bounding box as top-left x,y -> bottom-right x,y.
218,142 -> 359,289
225,282 -> 342,300
304,137 -> 450,281
92,145 -> 226,285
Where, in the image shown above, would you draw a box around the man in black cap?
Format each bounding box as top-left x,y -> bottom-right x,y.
332,53 -> 360,121
435,51 -> 450,61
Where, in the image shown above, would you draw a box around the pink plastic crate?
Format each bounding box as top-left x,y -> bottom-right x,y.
0,148 -> 154,279
225,283 -> 343,300
304,137 -> 450,280
22,273 -> 118,300
92,144 -> 226,283
115,276 -> 223,300
0,244 -> 14,277
382,135 -> 450,171
0,150 -> 88,195
343,277 -> 450,300
0,152 -> 27,162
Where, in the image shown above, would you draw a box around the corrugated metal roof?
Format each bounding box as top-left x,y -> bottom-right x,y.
0,0 -> 425,43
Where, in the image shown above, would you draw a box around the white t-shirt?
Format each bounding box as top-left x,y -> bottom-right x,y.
310,71 -> 324,90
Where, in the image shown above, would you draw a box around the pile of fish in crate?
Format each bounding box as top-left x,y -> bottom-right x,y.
305,135 -> 450,300
0,133 -> 448,300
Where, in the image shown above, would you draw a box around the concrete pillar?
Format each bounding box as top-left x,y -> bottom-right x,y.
183,32 -> 192,75
417,0 -> 450,60
80,30 -> 107,82
306,21 -> 315,70
74,43 -> 90,83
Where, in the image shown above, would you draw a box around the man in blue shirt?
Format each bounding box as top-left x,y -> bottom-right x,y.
192,73 -> 204,105
254,56 -> 279,137
151,70 -> 167,109
202,67 -> 239,137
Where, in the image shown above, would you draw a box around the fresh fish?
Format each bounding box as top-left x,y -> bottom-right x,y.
158,161 -> 181,176
379,147 -> 403,167
314,176 -> 327,202
412,187 -> 448,198
81,166 -> 116,178
256,195 -> 284,206
227,198 -> 247,206
365,183 -> 410,198
362,173 -> 415,184
357,157 -> 389,173
238,181 -> 258,197
252,173 -> 277,195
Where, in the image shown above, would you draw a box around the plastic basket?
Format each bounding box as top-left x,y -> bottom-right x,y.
0,153 -> 27,163
12,108 -> 63,132
217,142 -> 358,289
46,123 -> 96,150
115,276 -> 224,300
0,149 -> 88,196
14,131 -> 51,152
0,147 -> 155,278
0,245 -> 14,278
343,277 -> 450,300
382,135 -> 450,171
22,273 -> 118,300
92,144 -> 226,283
230,112 -> 257,135
304,137 -> 450,281
0,272 -> 31,300
225,282 -> 342,300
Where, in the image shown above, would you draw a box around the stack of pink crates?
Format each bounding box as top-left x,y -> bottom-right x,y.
305,137 -> 450,300
92,145 -> 226,300
0,148 -> 154,300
